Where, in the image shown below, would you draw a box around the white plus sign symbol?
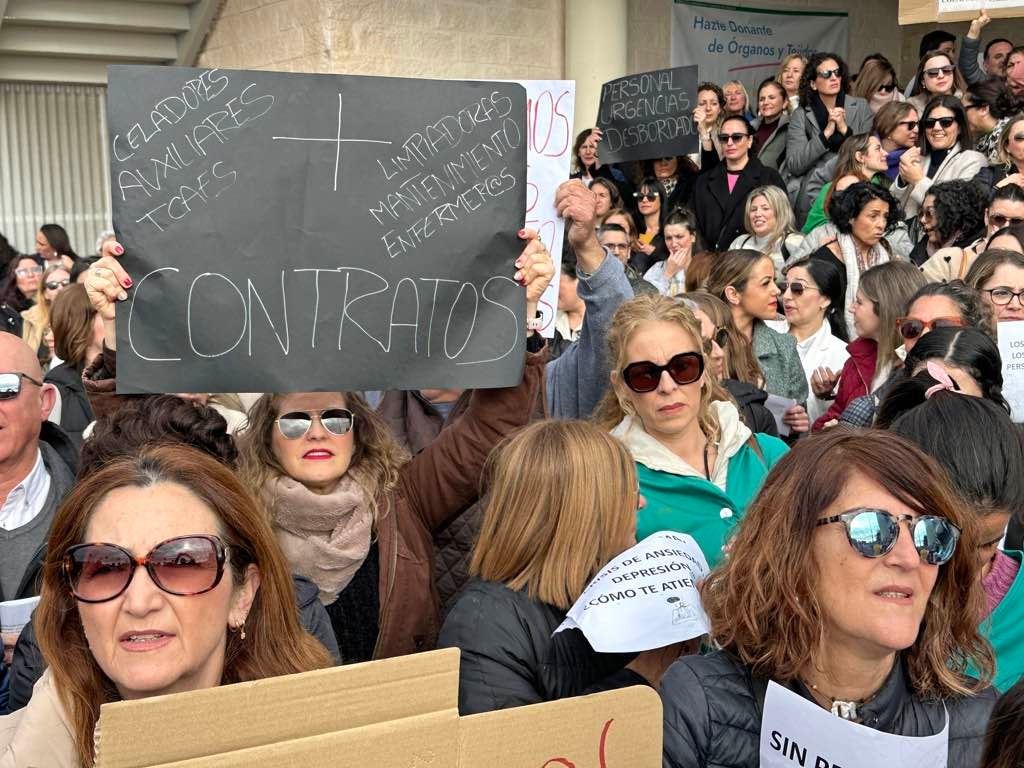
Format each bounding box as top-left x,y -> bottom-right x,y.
271,93 -> 393,192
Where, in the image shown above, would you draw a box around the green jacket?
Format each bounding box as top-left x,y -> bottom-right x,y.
612,403 -> 789,567
973,550 -> 1024,692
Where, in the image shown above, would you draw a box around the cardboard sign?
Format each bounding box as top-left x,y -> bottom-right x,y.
759,681 -> 949,768
556,532 -> 710,653
521,80 -> 575,338
107,66 -> 528,394
595,66 -> 698,165
94,648 -> 662,768
997,321 -> 1024,422
899,0 -> 1023,23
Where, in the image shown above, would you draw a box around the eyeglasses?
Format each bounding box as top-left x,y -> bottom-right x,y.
921,117 -> 956,130
634,192 -> 659,202
622,352 -> 704,393
877,82 -> 897,94
983,287 -> 1024,306
604,242 -> 630,253
14,266 -> 42,278
896,316 -> 964,340
701,328 -> 729,356
896,120 -> 919,131
817,508 -> 960,565
991,214 -> 1024,228
817,68 -> 842,80
275,408 -> 355,439
0,372 -> 43,400
778,280 -> 819,297
63,535 -> 231,603
44,278 -> 70,291
919,206 -> 936,221
923,65 -> 955,78
717,132 -> 749,145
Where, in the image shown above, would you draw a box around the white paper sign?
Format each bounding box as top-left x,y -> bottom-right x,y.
0,595 -> 40,634
521,80 -> 575,338
997,321 -> 1024,422
938,0 -> 1021,11
554,532 -> 710,653
760,681 -> 949,768
765,394 -> 796,436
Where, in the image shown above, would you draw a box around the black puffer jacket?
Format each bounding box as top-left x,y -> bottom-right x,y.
3,575 -> 340,714
662,651 -> 997,768
437,579 -> 643,715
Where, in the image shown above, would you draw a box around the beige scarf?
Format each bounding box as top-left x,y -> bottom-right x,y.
268,474 -> 373,605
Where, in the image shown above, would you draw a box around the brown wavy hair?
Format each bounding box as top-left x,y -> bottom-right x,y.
36,445 -> 334,767
701,428 -> 994,698
49,284 -> 96,369
237,392 -> 408,521
593,293 -> 731,440
472,420 -> 638,610
683,290 -> 763,387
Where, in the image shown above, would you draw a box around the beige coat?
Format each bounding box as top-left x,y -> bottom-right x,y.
0,669 -> 77,767
920,239 -> 984,283
19,303 -> 47,363
891,143 -> 987,218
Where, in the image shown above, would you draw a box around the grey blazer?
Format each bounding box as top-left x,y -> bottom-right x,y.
750,113 -> 790,174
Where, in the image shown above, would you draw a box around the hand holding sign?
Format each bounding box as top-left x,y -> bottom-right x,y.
555,180 -> 604,273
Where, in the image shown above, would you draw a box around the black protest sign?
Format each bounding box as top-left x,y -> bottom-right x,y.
108,65 -> 527,394
595,65 -> 698,164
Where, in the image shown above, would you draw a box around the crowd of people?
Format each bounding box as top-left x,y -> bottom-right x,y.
0,12 -> 1024,768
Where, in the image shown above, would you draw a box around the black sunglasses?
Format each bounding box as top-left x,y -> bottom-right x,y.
778,280 -> 818,297
896,120 -> 919,131
634,192 -> 659,202
276,408 -> 355,439
923,65 -> 955,78
817,68 -> 842,80
877,82 -> 897,93
991,214 -> 1024,228
701,328 -> 729,356
622,352 -> 704,393
921,116 -> 956,130
45,278 -> 70,291
64,535 -> 231,603
717,132 -> 749,145
0,372 -> 43,400
817,508 -> 960,565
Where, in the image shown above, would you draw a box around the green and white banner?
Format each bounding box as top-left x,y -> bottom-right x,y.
672,1 -> 848,108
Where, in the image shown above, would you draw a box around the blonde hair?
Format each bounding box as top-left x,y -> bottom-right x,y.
593,293 -> 730,441
236,393 -> 408,521
996,114 -> 1024,168
470,420 -> 637,610
743,186 -> 795,253
723,80 -> 750,114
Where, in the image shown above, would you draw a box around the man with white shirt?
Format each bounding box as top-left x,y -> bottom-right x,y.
0,335 -> 77,664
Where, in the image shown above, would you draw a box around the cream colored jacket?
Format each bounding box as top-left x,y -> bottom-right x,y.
0,669 -> 77,768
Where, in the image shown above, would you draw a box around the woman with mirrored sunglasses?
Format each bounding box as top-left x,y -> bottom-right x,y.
0,445 -> 333,767
662,429 -> 997,768
594,293 -> 788,567
885,385 -> 1024,693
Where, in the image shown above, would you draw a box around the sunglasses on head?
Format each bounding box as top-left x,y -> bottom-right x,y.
991,214 -> 1024,228
923,65 -> 955,78
276,408 -> 355,439
922,116 -> 956,130
63,535 -> 231,603
778,280 -> 818,297
817,68 -> 842,80
0,372 -> 43,400
817,508 -> 960,565
877,82 -> 897,93
717,132 -> 749,145
634,192 -> 659,202
896,316 -> 964,340
45,278 -> 70,291
701,328 -> 729,356
622,351 -> 704,393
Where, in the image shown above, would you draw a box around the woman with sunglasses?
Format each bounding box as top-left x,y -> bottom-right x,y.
594,293 -> 787,566
923,182 -> 1024,281
852,57 -> 902,115
692,116 -> 787,251
0,444 -> 334,766
911,179 -> 989,268
802,133 -> 890,236
787,52 -> 874,225
966,248 -> 1024,325
438,420 -> 685,714
986,114 -> 1024,190
0,256 -> 43,338
779,258 -> 849,424
729,186 -> 804,278
631,177 -> 669,274
893,95 -> 986,220
19,264 -> 69,368
662,429 -> 996,768
875,102 -> 921,182
637,156 -> 697,213
963,79 -> 1014,166
704,250 -> 809,427
813,261 -> 926,431
908,50 -> 966,115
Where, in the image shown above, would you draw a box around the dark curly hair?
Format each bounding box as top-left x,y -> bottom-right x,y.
798,52 -> 850,108
928,180 -> 989,248
827,181 -> 902,235
79,395 -> 237,477
905,279 -> 993,338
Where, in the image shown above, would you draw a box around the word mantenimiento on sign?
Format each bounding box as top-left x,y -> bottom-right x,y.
108,66 -> 528,394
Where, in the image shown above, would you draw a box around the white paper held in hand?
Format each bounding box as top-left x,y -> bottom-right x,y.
997,321 -> 1024,423
0,595 -> 40,634
764,394 -> 796,436
554,531 -> 710,653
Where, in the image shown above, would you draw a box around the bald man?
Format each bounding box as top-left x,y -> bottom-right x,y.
0,335 -> 77,664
